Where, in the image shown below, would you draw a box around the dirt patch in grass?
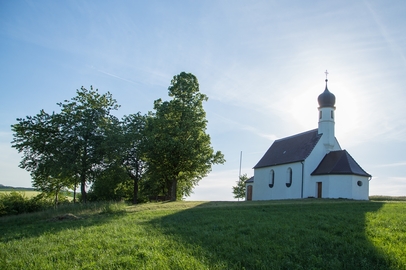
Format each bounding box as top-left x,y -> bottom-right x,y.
49,213 -> 82,221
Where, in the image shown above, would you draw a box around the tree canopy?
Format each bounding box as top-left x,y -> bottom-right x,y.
11,73 -> 225,203
118,113 -> 147,204
12,86 -> 120,203
144,72 -> 225,201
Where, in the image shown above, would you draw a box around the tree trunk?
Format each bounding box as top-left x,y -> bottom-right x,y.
54,189 -> 59,207
81,144 -> 88,203
73,184 -> 76,203
165,180 -> 172,200
133,178 -> 138,204
80,174 -> 87,203
170,179 -> 178,201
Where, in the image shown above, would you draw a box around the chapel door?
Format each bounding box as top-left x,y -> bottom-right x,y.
247,185 -> 253,201
317,182 -> 322,198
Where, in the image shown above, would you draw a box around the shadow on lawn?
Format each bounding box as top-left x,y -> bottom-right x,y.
149,200 -> 395,269
0,203 -> 126,243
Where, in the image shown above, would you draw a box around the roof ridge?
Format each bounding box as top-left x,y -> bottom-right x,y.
275,128 -> 318,142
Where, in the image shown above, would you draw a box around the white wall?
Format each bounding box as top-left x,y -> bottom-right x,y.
302,136 -> 341,198
309,175 -> 369,200
318,107 -> 336,151
253,162 -> 302,200
328,175 -> 352,198
351,176 -> 369,200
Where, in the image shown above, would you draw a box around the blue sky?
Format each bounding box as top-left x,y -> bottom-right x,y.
1,0 -> 405,200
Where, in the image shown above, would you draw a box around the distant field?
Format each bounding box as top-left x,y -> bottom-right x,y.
0,190 -> 40,198
0,199 -> 405,269
0,189 -> 73,198
369,195 -> 406,201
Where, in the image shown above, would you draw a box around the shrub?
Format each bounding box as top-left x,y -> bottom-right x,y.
0,191 -> 28,215
0,191 -> 56,216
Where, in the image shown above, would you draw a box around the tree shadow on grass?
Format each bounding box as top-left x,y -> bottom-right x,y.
149,200 -> 400,269
0,203 -> 127,243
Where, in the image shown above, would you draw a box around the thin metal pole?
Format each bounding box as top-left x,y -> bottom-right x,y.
239,151 -> 242,178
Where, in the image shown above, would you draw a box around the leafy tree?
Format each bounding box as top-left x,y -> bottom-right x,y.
87,164 -> 132,201
232,173 -> 249,201
55,86 -> 120,202
12,86 -> 120,203
119,113 -> 147,204
144,72 -> 225,201
99,112 -> 147,204
11,110 -> 71,204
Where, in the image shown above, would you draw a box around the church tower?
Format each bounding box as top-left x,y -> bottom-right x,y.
317,72 -> 336,151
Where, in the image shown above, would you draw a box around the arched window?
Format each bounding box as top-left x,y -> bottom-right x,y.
319,111 -> 322,119
331,110 -> 334,119
286,168 -> 292,187
269,170 -> 274,188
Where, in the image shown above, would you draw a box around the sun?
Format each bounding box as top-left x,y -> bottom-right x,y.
287,80 -> 360,142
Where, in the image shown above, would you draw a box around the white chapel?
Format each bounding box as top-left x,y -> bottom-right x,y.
246,74 -> 371,201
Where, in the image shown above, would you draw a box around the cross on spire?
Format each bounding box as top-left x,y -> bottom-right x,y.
325,70 -> 329,80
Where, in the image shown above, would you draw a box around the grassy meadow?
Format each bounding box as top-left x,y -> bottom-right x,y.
0,199 -> 405,269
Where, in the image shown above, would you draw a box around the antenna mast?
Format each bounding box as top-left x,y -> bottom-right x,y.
239,151 -> 242,179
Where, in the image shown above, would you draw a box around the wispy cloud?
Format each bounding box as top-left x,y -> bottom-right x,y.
364,0 -> 406,68
376,162 -> 406,168
95,68 -> 141,85
209,111 -> 278,141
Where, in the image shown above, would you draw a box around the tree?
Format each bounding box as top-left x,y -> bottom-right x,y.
232,174 -> 249,201
56,86 -> 120,202
11,110 -> 72,204
144,72 -> 225,201
87,164 -> 132,201
119,113 -> 147,204
12,86 -> 120,203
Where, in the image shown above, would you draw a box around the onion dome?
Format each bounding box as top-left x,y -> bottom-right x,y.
318,79 -> 335,107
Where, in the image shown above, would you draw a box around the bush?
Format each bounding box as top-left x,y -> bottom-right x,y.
0,192 -> 55,216
0,201 -> 6,216
0,191 -> 28,215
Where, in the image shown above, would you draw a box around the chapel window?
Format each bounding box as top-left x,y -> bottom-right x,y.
357,181 -> 363,187
331,111 -> 334,119
269,170 -> 274,188
286,168 -> 292,187
319,111 -> 322,119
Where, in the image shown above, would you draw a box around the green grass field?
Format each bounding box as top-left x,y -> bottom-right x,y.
0,199 -> 405,269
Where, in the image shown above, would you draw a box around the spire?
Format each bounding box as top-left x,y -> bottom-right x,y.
317,70 -> 336,151
318,70 -> 335,108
